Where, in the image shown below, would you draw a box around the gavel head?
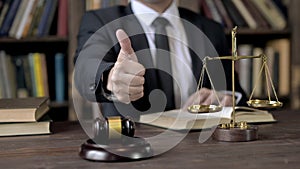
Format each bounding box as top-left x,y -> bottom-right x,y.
93,116 -> 135,145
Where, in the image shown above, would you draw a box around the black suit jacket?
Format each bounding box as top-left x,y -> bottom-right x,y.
74,5 -> 247,118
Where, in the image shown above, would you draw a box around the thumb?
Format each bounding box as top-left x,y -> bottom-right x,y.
116,29 -> 137,61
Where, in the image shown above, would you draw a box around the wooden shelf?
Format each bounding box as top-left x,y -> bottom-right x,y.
224,28 -> 290,36
49,101 -> 69,108
0,36 -> 68,43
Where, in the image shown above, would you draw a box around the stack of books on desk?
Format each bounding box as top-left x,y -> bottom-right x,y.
0,97 -> 51,136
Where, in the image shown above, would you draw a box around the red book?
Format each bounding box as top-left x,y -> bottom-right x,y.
200,0 -> 213,20
57,0 -> 68,37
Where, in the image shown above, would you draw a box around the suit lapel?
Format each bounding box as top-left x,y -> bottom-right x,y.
179,10 -> 203,83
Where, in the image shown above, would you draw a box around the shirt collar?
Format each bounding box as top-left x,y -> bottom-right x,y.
131,0 -> 180,28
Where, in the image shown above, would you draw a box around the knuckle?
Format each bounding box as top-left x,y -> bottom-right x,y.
113,85 -> 122,94
139,66 -> 146,74
110,74 -> 118,83
139,91 -> 144,98
140,77 -> 145,84
136,76 -> 145,85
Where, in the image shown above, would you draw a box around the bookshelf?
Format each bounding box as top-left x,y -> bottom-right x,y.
0,37 -> 69,121
2,0 -> 298,122
197,0 -> 298,109
0,0 -> 69,121
66,0 -> 300,120
0,36 -> 68,43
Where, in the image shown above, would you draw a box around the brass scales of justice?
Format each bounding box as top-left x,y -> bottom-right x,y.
187,26 -> 283,142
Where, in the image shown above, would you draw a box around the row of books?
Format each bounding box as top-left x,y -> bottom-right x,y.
0,0 -> 68,39
0,51 -> 66,102
199,0 -> 288,30
0,97 -> 51,136
236,38 -> 290,98
85,0 -> 128,10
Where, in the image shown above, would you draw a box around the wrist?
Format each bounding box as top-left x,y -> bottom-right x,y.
104,67 -> 115,93
102,67 -> 118,102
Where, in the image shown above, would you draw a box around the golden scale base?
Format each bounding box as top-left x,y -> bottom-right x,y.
188,100 -> 282,142
213,122 -> 258,142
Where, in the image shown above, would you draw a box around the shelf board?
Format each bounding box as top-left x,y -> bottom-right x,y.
0,36 -> 68,43
49,101 -> 69,108
224,28 -> 291,35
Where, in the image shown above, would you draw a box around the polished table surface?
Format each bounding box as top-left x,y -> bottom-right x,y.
0,109 -> 299,169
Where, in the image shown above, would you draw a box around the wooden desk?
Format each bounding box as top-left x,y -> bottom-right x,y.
0,110 -> 299,169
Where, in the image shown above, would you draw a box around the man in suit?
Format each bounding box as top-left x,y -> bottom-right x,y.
74,0 -> 247,118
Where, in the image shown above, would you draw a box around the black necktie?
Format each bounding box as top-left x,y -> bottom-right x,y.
152,17 -> 175,110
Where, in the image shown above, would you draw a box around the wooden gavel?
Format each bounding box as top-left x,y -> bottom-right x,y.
93,116 -> 135,145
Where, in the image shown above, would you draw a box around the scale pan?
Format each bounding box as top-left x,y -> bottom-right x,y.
247,99 -> 283,109
188,104 -> 223,113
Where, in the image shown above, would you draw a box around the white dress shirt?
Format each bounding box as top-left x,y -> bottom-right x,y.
131,0 -> 196,108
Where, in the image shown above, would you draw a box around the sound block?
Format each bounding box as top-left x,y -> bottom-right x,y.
212,124 -> 258,142
79,137 -> 153,162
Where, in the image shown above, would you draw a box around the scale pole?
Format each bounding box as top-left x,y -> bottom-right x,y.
213,26 -> 260,142
231,27 -> 237,126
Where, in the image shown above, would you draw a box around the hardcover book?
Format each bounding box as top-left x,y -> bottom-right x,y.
0,116 -> 51,137
0,97 -> 49,122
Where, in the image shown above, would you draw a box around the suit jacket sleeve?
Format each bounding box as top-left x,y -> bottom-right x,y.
74,11 -> 118,102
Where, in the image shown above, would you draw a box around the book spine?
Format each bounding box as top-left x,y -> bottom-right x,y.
0,51 -> 8,98
0,0 -> 21,36
33,53 -> 44,97
8,0 -> 28,38
252,47 -> 263,98
0,52 -> 11,98
0,53 -> 3,98
37,0 -> 58,36
200,0 -> 213,20
273,52 -> 280,93
240,0 -> 270,29
13,55 -> 29,98
15,0 -> 35,39
22,55 -> 33,97
213,0 -> 233,29
265,46 -> 278,97
267,39 -> 290,96
252,0 -> 286,30
92,0 -> 101,9
222,0 -> 248,27
55,53 -> 65,102
205,0 -> 223,25
0,0 -> 12,30
57,0 -> 68,37
43,0 -> 58,36
40,53 -> 49,97
28,0 -> 45,37
237,44 -> 253,95
231,0 -> 257,29
22,0 -> 38,38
